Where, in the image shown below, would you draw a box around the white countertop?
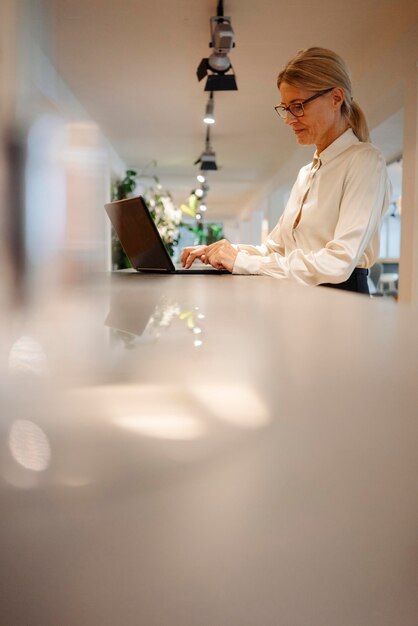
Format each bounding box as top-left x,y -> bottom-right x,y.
0,272 -> 417,625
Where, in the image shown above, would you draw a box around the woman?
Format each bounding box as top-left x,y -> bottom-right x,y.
181,47 -> 391,294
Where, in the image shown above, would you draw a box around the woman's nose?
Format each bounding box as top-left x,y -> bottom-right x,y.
285,110 -> 297,125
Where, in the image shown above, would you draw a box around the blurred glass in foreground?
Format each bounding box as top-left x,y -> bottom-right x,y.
0,0 -> 118,313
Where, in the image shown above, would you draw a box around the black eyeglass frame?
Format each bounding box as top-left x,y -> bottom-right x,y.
274,87 -> 334,119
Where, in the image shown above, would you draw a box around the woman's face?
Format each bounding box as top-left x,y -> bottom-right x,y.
279,82 -> 345,152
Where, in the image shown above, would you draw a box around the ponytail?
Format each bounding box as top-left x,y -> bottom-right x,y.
343,99 -> 370,143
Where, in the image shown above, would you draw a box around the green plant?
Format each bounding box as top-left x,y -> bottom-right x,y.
189,221 -> 206,245
112,169 -> 138,201
206,223 -> 224,245
188,222 -> 224,245
110,170 -> 138,270
144,185 -> 183,258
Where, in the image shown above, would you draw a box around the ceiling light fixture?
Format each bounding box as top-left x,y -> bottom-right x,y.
194,126 -> 218,171
196,1 -> 238,92
203,92 -> 215,124
197,174 -> 206,183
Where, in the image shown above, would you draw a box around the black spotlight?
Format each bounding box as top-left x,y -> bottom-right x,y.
196,2 -> 238,91
194,148 -> 218,171
194,127 -> 218,171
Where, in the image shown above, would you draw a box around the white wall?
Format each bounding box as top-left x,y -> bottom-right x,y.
399,58 -> 418,305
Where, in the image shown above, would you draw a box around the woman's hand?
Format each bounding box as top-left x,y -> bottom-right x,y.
180,245 -> 207,268
181,239 -> 238,272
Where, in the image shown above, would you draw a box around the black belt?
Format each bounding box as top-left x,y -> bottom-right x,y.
352,268 -> 368,276
320,267 -> 370,294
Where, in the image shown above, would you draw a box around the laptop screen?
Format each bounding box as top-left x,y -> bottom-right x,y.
105,196 -> 175,272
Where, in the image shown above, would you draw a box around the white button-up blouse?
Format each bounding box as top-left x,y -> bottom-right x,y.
232,129 -> 391,285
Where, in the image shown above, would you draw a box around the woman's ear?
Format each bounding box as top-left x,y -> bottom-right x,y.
332,87 -> 345,111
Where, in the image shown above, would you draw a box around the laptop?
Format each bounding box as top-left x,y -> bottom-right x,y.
105,195 -> 228,274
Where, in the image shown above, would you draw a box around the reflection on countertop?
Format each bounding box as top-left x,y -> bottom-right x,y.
105,290 -> 206,349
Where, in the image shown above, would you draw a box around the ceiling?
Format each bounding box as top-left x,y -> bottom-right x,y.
44,0 -> 417,219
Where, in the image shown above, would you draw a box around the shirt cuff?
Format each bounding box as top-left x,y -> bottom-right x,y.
232,251 -> 263,274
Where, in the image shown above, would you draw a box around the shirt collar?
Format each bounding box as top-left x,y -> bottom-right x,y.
314,128 -> 359,165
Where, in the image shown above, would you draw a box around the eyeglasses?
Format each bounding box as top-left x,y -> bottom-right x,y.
274,88 -> 334,119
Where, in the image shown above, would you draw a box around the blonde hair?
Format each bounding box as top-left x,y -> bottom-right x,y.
277,47 -> 370,143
